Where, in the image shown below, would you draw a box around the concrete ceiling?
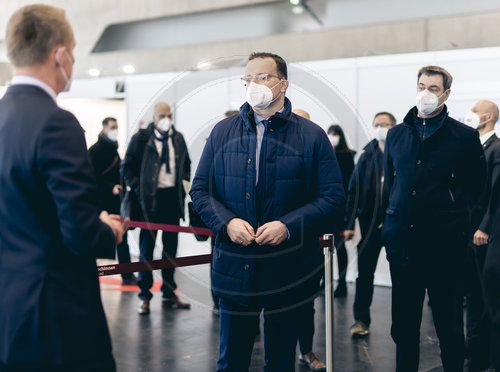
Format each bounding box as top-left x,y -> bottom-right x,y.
2,0 -> 500,83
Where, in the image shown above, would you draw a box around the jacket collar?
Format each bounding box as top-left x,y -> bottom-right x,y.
483,132 -> 498,149
239,97 -> 293,132
98,132 -> 118,150
403,105 -> 449,138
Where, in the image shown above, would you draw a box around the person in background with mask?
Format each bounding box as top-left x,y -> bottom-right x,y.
122,102 -> 191,315
88,117 -> 137,286
383,65 -> 486,372
463,100 -> 500,372
0,5 -> 128,370
291,108 -> 326,372
344,112 -> 396,337
326,124 -> 355,298
191,52 -> 345,372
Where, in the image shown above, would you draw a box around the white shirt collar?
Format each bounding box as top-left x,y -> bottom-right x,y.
11,75 -> 57,103
253,106 -> 284,125
480,130 -> 496,145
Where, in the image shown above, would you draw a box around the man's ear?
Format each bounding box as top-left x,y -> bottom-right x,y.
53,45 -> 65,67
281,79 -> 289,93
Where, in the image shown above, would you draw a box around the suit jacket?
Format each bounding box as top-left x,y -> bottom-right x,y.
470,133 -> 500,234
0,85 -> 116,368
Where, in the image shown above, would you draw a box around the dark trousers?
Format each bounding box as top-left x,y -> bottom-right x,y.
390,264 -> 464,372
353,227 -> 383,326
492,323 -> 500,371
217,297 -> 304,372
116,232 -> 133,279
210,238 -> 220,307
298,300 -> 315,355
335,234 -> 347,285
465,243 -> 491,371
137,188 -> 180,301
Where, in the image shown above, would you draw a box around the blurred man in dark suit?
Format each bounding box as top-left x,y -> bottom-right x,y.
0,5 -> 127,371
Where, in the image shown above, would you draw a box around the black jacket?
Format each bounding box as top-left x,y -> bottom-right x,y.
345,139 -> 389,236
0,85 -> 115,366
335,150 -> 355,194
470,133 -> 500,234
382,106 -> 486,268
88,133 -> 121,214
121,123 -> 191,220
484,168 -> 500,326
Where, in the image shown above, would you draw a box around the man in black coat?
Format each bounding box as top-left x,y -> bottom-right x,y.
88,117 -> 137,285
463,100 -> 500,371
344,111 -> 396,338
483,175 -> 500,371
382,66 -> 486,372
122,102 -> 191,315
0,5 -> 127,371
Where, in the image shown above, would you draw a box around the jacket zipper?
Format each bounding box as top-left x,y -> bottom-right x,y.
422,119 -> 426,141
448,172 -> 455,203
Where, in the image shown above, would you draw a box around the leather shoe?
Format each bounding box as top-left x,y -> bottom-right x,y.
138,299 -> 150,315
162,295 -> 191,309
298,352 -> 326,371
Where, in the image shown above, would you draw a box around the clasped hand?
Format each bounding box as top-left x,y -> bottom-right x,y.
226,218 -> 288,246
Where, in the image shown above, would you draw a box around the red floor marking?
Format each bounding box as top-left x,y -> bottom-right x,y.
99,276 -> 162,292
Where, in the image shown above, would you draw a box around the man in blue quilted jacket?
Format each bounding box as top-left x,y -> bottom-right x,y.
191,52 -> 345,372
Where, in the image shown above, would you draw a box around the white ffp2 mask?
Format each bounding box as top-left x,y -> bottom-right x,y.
416,89 -> 446,116
246,81 -> 282,110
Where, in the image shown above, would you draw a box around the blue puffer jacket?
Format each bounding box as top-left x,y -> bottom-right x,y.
190,98 -> 345,307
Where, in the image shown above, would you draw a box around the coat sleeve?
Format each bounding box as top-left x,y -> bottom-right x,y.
345,152 -> 366,230
279,132 -> 346,240
479,143 -> 500,233
384,130 -> 395,191
190,131 -> 237,236
467,132 -> 487,208
36,110 -> 115,259
121,133 -> 142,193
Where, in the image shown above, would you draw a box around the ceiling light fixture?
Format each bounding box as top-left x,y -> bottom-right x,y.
88,68 -> 101,77
122,65 -> 135,74
289,0 -> 300,5
292,5 -> 304,14
197,61 -> 211,70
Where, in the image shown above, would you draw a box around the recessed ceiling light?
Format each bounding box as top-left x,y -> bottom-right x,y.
122,65 -> 135,74
290,0 -> 300,5
88,68 -> 101,77
292,5 -> 304,14
197,61 -> 211,70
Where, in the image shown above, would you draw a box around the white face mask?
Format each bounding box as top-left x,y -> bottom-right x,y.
55,48 -> 74,92
376,127 -> 389,142
328,134 -> 339,147
464,111 -> 488,130
107,129 -> 118,142
246,80 -> 282,110
157,117 -> 172,132
416,89 -> 446,116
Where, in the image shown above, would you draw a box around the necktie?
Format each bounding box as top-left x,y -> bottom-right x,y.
160,134 -> 171,173
256,120 -> 269,222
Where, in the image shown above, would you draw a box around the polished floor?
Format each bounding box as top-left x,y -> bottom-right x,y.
99,261 -> 446,372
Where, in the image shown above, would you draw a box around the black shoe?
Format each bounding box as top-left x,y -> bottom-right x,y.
121,274 -> 137,286
334,282 -> 347,298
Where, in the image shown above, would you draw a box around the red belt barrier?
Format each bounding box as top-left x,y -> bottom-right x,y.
98,254 -> 213,276
129,221 -> 214,236
97,221 -> 338,276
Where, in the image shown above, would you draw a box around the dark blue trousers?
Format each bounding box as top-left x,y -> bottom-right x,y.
217,297 -> 304,372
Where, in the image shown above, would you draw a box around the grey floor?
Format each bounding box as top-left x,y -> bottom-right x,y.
100,263 -> 446,372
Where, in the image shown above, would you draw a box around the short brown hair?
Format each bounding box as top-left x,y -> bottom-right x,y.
249,52 -> 288,79
417,66 -> 453,91
6,4 -> 73,67
374,112 -> 397,125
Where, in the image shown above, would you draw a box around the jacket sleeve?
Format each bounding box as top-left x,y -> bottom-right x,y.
121,133 -> 142,193
345,153 -> 366,230
467,132 -> 487,208
190,131 -> 237,236
479,143 -> 500,233
36,110 -> 116,259
279,132 -> 346,240
180,134 -> 191,182
384,130 -> 395,191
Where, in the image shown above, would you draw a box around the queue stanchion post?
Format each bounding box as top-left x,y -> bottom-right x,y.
323,233 -> 335,372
